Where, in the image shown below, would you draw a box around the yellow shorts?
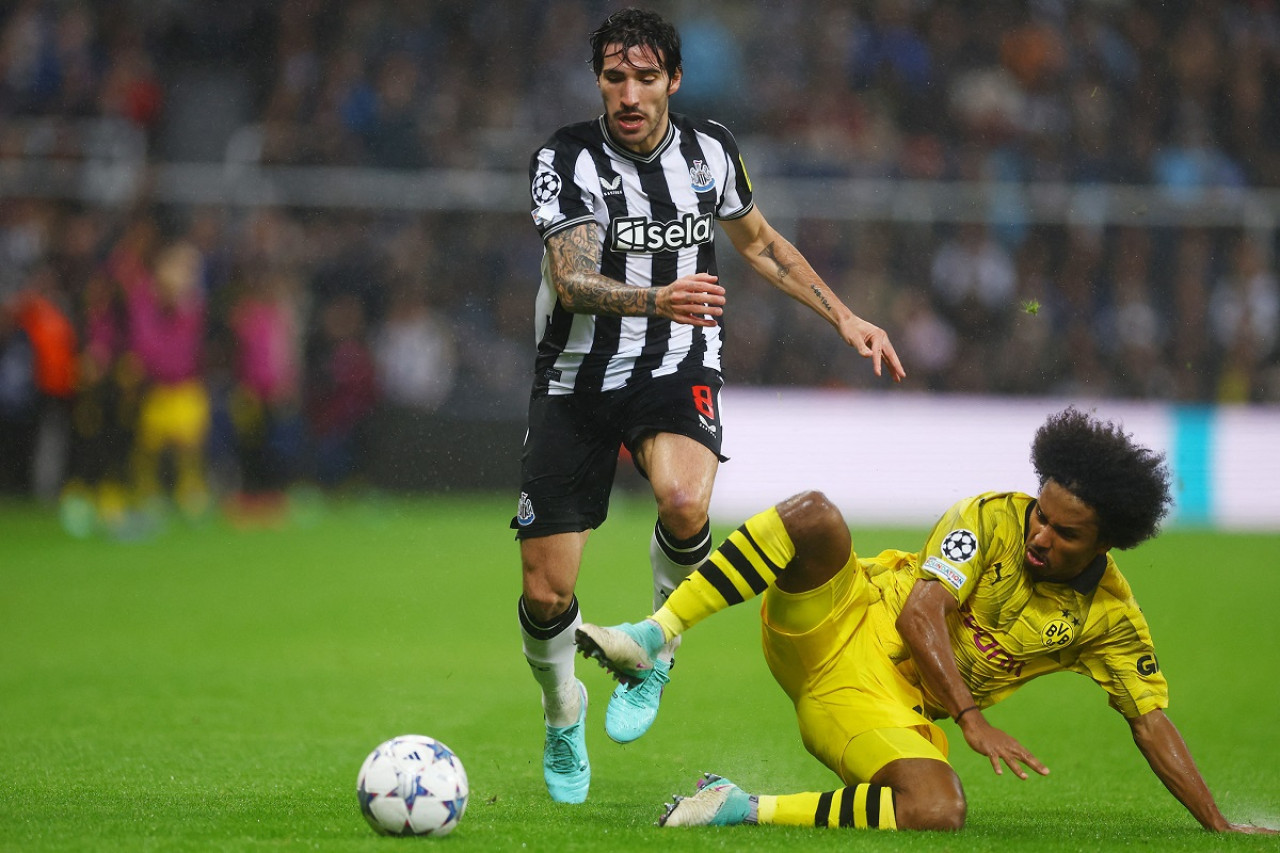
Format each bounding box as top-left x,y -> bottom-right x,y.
137,381 -> 211,452
761,550 -> 949,784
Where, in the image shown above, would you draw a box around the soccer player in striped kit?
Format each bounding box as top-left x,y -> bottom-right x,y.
578,408 -> 1276,835
514,8 -> 905,803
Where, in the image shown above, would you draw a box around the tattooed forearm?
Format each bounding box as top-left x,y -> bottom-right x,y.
809,283 -> 834,315
758,240 -> 792,281
574,280 -> 652,317
760,238 -> 835,317
547,224 -> 653,316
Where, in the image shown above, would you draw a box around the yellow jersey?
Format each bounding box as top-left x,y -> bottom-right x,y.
861,491 -> 1168,721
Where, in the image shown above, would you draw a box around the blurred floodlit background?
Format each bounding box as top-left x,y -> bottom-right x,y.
0,0 -> 1277,534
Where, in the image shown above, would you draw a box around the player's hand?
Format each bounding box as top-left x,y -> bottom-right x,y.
838,314 -> 906,382
958,710 -> 1050,780
655,274 -> 725,327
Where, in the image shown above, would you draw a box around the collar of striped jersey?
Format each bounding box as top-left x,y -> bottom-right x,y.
1023,500 -> 1108,594
597,114 -> 676,163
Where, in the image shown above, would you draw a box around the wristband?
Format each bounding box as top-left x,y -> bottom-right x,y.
953,705 -> 979,723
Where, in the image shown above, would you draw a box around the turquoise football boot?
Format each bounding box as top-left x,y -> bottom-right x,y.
659,773 -> 755,827
542,680 -> 590,803
605,655 -> 671,743
575,619 -> 666,686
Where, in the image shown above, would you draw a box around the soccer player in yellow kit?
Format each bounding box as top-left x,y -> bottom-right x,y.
576,408 -> 1275,834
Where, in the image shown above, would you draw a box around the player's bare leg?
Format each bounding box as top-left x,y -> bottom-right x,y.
595,433 -> 717,742
520,532 -> 591,802
635,431 -> 718,619
577,489 -> 850,682
660,759 -> 965,830
521,532 -> 585,625
871,758 -> 966,830
770,490 -> 853,595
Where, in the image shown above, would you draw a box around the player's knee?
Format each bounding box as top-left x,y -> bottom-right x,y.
876,758 -> 966,831
655,490 -> 709,539
895,777 -> 966,831
908,790 -> 966,831
779,490 -> 849,551
520,564 -> 577,622
780,489 -> 842,528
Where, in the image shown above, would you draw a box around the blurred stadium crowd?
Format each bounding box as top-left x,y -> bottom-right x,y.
1,0 -> 1278,529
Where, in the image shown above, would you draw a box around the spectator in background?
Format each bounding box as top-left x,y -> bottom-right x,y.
305,291 -> 377,488
117,237 -> 211,519
1099,227 -> 1171,399
929,222 -> 1017,344
1210,234 -> 1280,402
227,267 -> 305,522
674,13 -> 744,116
372,283 -> 455,413
1170,228 -> 1216,401
61,268 -> 137,536
98,38 -> 164,132
13,263 -> 76,501
1055,229 -> 1111,398
993,231 -> 1062,395
0,299 -> 36,493
930,223 -> 1016,315
363,52 -> 426,170
890,287 -> 956,392
1154,12 -> 1244,201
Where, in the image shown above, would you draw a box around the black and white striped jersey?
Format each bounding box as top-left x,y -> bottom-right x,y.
528,112 -> 754,396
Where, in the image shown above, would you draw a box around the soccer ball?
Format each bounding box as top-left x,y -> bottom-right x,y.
357,735 -> 469,836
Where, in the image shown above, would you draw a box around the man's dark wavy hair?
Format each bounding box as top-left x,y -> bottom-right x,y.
1031,407 -> 1173,550
589,8 -> 682,78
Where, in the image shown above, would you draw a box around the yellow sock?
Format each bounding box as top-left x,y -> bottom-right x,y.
758,784 -> 896,829
650,506 -> 795,640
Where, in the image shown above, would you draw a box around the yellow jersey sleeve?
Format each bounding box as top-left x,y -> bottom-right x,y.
915,493 -> 1024,605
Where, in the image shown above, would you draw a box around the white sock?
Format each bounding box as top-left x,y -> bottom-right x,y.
650,519 -> 712,663
519,595 -> 583,727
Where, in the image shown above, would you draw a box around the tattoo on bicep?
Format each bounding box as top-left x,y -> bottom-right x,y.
548,224 -> 602,283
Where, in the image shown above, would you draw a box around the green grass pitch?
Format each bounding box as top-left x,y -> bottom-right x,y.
1,493 -> 1277,852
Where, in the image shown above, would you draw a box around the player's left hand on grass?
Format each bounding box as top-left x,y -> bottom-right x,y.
958,710 -> 1050,780
838,315 -> 906,383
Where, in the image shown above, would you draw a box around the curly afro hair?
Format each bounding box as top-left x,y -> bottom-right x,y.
1031,407 -> 1173,550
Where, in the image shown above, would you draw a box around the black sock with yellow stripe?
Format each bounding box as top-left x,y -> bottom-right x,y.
759,784 -> 897,830
651,506 -> 793,641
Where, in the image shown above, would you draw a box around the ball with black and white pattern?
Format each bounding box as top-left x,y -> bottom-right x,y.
357,735 -> 468,836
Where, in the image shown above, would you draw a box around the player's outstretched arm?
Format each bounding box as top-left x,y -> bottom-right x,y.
897,580 -> 1050,780
546,223 -> 724,326
719,207 -> 905,381
1129,709 -> 1277,833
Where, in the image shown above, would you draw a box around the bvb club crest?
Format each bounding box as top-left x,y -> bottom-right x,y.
1041,618 -> 1075,648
